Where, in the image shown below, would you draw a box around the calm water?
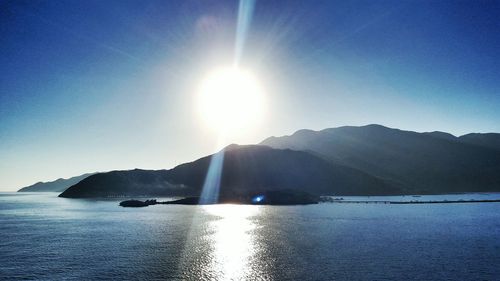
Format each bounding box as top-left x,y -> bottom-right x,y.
1,192 -> 499,280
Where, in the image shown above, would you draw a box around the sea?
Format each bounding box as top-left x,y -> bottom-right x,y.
1,192 -> 499,280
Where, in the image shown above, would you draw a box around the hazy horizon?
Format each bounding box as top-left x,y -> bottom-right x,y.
2,0 -> 499,190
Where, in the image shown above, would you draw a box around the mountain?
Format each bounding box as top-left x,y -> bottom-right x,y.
59,169 -> 196,198
425,131 -> 500,152
59,145 -> 398,198
458,133 -> 500,152
18,173 -> 95,192
58,125 -> 500,199
261,124 -> 500,194
165,144 -> 398,196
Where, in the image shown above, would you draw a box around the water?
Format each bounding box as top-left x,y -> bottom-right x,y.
1,192 -> 499,280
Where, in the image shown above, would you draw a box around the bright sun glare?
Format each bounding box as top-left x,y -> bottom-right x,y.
197,67 -> 266,134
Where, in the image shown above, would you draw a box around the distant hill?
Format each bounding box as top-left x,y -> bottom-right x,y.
261,124 -> 500,194
18,173 -> 95,192
58,125 -> 500,199
59,145 -> 398,198
458,133 -> 500,152
165,145 -> 398,196
58,169 -> 196,198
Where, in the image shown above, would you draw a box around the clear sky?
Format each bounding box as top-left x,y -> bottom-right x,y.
1,0 -> 499,190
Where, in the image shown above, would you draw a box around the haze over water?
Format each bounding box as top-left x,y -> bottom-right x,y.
1,192 -> 499,280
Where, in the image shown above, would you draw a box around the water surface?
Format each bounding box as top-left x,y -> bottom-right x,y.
1,192 -> 499,280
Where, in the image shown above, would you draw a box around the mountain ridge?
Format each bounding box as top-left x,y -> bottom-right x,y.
260,124 -> 500,194
58,124 -> 500,198
59,144 -> 399,198
18,173 -> 96,193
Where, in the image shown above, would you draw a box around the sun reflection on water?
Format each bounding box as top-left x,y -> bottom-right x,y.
204,204 -> 260,280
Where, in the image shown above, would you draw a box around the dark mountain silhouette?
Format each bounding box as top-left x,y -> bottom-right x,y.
165,145 -> 398,196
58,125 -> 500,199
261,124 -> 500,194
425,131 -> 500,151
423,131 -> 457,141
458,133 -> 500,151
18,173 -> 95,192
59,169 -> 197,198
59,145 -> 398,198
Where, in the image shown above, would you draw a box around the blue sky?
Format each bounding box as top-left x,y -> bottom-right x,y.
1,0 -> 499,189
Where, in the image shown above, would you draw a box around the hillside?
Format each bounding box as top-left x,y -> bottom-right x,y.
18,173 -> 95,192
58,125 -> 500,199
59,145 -> 398,198
261,124 -> 500,194
58,169 -> 196,198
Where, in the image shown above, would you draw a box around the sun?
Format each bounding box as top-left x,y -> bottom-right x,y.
197,67 -> 266,134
